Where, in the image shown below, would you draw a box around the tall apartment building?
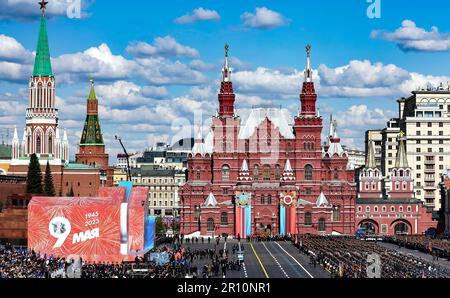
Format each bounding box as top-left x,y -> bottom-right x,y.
367,84 -> 450,210
131,165 -> 186,216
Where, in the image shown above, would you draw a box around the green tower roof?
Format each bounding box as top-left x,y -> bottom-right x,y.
80,82 -> 104,146
33,13 -> 53,77
88,80 -> 97,101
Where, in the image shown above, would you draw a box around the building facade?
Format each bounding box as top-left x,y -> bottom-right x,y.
180,45 -> 357,237
367,85 -> 450,211
131,165 -> 186,216
356,133 -> 436,235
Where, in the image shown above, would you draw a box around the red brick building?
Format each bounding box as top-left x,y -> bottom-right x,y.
356,132 -> 436,235
180,45 -> 357,237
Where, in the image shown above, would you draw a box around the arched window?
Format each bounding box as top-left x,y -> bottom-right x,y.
260,195 -> 265,205
36,135 -> 42,154
222,165 -> 230,181
196,167 -> 201,180
333,207 -> 340,222
221,212 -> 228,226
275,165 -> 281,180
305,212 -> 312,226
267,195 -> 272,205
263,165 -> 271,180
254,165 -> 259,181
207,218 -> 214,232
334,168 -> 339,180
48,135 -> 53,154
318,218 -> 326,232
305,165 -> 313,181
194,205 -> 201,220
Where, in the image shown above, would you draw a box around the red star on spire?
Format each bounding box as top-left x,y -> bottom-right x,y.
39,0 -> 48,14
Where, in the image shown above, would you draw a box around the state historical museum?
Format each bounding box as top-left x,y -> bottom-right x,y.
180,45 -> 357,237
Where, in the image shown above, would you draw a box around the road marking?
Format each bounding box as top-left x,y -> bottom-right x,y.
250,243 -> 270,278
274,242 -> 314,278
242,262 -> 248,278
262,242 -> 289,278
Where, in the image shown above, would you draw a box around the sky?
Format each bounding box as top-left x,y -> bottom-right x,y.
1,0 -> 450,163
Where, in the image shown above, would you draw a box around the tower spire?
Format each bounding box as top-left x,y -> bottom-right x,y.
366,133 -> 377,169
33,0 -> 52,77
218,44 -> 236,117
80,80 -> 104,145
305,44 -> 312,82
299,44 -> 317,117
222,44 -> 231,82
395,131 -> 409,168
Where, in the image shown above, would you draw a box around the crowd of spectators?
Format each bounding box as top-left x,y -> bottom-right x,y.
294,236 -> 450,278
384,235 -> 450,260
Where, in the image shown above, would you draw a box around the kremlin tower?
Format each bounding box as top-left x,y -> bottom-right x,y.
8,1 -> 102,197
11,1 -> 68,166
75,80 -> 112,186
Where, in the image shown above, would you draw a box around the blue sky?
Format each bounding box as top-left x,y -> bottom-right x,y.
1,0 -> 450,162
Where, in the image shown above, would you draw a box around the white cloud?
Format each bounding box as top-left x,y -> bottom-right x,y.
0,0 -> 90,20
0,34 -> 34,63
127,36 -> 199,58
241,7 -> 290,29
233,60 -> 450,99
175,7 -> 220,24
0,61 -> 32,82
372,19 -> 450,52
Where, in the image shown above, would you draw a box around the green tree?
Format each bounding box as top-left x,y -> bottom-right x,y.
26,154 -> 43,195
43,161 -> 56,196
155,216 -> 166,234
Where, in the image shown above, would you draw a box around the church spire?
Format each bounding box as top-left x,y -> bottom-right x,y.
33,1 -> 52,77
395,131 -> 409,168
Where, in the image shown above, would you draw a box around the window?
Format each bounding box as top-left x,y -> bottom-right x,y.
391,206 -> 395,212
416,123 -> 421,127
36,135 -> 42,154
223,188 -> 229,195
194,205 -> 201,221
221,212 -> 228,226
305,188 -> 312,195
366,206 -> 370,212
260,195 -> 265,205
222,165 -> 230,181
305,212 -> 312,226
374,206 -> 378,212
416,157 -> 421,161
207,218 -> 214,232
382,206 -> 386,212
439,122 -> 444,127
267,195 -> 272,205
399,206 -> 403,212
428,122 -> 432,128
254,165 -> 259,181
305,165 -> 313,181
332,207 -> 340,222
263,165 -> 271,181
275,165 -> 281,180
334,169 -> 339,180
358,206 -> 362,212
318,218 -> 326,232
